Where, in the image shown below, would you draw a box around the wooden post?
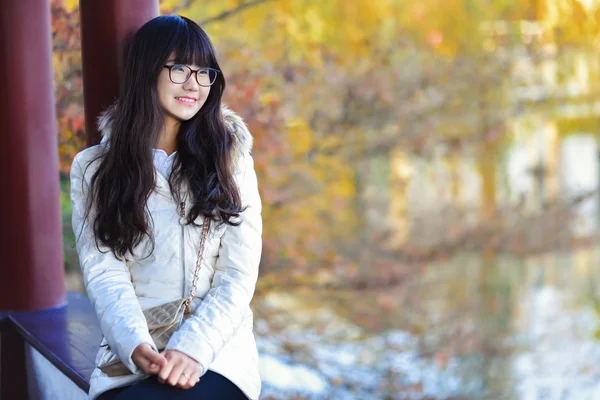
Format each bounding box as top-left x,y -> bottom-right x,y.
0,0 -> 66,311
79,0 -> 159,146
0,320 -> 28,399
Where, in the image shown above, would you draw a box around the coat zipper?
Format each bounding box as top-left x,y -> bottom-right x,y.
179,201 -> 186,298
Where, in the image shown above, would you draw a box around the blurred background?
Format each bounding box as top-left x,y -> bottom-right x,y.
52,0 -> 600,398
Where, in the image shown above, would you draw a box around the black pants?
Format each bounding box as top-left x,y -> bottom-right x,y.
97,370 -> 247,400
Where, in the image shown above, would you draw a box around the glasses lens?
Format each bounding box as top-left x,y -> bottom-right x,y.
197,68 -> 218,86
169,65 -> 191,84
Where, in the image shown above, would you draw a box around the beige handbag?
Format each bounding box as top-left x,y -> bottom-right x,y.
98,216 -> 211,377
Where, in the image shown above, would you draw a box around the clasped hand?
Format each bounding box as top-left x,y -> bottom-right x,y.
132,343 -> 202,389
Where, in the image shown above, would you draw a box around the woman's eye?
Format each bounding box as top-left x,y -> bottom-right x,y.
172,65 -> 186,72
198,69 -> 209,75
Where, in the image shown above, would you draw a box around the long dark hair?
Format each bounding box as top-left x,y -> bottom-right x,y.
86,15 -> 243,260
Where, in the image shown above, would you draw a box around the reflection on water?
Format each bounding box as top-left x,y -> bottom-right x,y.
259,129 -> 600,398
419,248 -> 600,399
559,135 -> 599,235
257,247 -> 600,399
390,125 -> 600,246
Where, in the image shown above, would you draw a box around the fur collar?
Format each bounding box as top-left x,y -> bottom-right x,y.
97,103 -> 253,168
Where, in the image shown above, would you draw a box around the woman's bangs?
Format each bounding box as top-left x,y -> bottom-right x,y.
172,26 -> 213,68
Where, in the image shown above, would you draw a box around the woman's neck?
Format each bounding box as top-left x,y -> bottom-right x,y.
157,117 -> 180,156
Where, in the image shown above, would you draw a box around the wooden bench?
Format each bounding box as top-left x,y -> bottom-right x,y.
0,292 -> 100,399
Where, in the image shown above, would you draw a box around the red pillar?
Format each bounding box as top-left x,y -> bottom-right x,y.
80,0 -> 159,146
0,0 -> 66,311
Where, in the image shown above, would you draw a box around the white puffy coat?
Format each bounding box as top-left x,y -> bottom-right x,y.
70,106 -> 262,399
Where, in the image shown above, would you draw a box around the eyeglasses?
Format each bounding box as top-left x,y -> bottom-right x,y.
162,64 -> 220,87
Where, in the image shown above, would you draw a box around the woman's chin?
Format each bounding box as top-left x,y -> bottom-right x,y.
171,109 -> 200,121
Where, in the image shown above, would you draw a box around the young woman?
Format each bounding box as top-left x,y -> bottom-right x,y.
70,15 -> 262,400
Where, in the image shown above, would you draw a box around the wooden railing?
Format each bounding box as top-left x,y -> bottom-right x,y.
0,292 -> 100,399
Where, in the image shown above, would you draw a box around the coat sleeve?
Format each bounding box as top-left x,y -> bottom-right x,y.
70,152 -> 158,374
164,152 -> 262,373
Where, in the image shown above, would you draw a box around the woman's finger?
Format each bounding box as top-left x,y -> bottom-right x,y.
145,351 -> 167,369
132,346 -> 154,374
177,370 -> 191,389
135,344 -> 167,375
182,369 -> 201,389
145,361 -> 161,375
167,362 -> 186,386
157,361 -> 174,384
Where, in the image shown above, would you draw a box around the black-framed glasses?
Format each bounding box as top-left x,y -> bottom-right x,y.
162,64 -> 220,87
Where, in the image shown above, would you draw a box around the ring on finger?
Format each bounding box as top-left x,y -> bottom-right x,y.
182,372 -> 191,380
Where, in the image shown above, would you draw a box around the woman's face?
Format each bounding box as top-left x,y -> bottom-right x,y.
157,56 -> 211,124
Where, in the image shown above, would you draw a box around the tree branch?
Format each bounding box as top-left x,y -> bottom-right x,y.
200,0 -> 274,25
168,0 -> 193,14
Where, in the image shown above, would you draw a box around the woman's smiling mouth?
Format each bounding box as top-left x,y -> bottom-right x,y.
175,96 -> 197,105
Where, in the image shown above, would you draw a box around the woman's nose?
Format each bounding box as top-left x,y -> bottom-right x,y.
183,74 -> 199,91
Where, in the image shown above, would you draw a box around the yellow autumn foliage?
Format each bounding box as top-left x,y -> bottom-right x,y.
56,0 -> 600,270
64,0 -> 78,12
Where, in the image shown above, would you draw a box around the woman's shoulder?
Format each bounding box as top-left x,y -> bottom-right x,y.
71,143 -> 108,179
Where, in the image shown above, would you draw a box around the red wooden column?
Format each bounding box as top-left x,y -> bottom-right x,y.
80,0 -> 159,146
0,0 -> 66,311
